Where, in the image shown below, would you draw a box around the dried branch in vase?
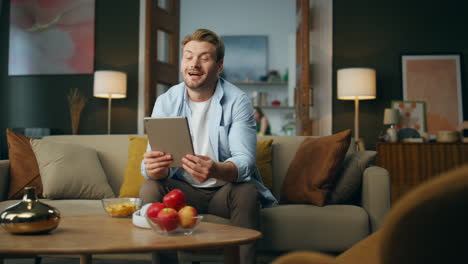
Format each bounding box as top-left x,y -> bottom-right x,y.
67,88 -> 88,135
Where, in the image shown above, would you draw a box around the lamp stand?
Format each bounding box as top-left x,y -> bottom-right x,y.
107,97 -> 112,135
354,99 -> 365,151
354,99 -> 359,142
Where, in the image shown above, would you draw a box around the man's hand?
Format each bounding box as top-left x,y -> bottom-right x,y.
143,151 -> 173,180
182,154 -> 216,182
182,154 -> 238,182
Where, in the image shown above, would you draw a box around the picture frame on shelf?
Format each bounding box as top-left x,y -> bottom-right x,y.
391,100 -> 427,135
401,54 -> 463,134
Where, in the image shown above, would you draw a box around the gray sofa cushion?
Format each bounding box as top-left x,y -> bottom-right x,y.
258,204 -> 370,252
328,151 -> 378,204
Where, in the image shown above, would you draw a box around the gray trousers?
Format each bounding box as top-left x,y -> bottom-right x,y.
140,178 -> 260,264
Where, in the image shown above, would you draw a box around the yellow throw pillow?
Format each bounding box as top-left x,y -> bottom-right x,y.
119,136 -> 148,198
256,139 -> 274,189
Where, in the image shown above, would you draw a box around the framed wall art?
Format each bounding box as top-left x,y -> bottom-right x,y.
401,54 -> 463,134
220,35 -> 268,82
8,0 -> 95,75
391,100 -> 427,134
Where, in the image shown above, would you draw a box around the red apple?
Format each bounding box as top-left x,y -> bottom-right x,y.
163,189 -> 186,211
178,205 -> 198,228
146,202 -> 166,218
156,208 -> 179,231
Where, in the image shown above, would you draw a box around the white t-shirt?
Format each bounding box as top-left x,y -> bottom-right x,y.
181,98 -> 226,188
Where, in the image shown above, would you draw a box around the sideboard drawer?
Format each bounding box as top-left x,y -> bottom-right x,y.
376,142 -> 468,202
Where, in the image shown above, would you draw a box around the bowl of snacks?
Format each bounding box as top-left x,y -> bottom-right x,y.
102,198 -> 142,217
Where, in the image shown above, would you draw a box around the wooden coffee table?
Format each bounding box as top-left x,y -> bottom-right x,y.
0,215 -> 261,264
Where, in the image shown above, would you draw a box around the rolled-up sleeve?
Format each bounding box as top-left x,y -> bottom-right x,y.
224,94 -> 257,182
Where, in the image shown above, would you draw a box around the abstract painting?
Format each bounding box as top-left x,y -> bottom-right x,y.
221,35 -> 267,82
9,0 -> 95,75
401,54 -> 463,134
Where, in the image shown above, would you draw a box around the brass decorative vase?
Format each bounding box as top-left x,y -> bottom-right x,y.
0,187 -> 61,234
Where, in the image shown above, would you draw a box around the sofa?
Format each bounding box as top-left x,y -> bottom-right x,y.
0,134 -> 391,263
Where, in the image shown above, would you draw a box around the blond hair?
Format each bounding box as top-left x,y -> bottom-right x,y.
181,29 -> 224,62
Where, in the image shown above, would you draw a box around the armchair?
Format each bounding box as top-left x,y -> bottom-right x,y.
272,164 -> 468,264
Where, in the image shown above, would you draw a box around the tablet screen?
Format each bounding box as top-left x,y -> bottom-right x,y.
144,117 -> 194,167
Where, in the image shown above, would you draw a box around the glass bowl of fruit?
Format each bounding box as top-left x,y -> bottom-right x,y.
143,189 -> 203,235
144,203 -> 203,235
102,198 -> 142,217
145,213 -> 203,236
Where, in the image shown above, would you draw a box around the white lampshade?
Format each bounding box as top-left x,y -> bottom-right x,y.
93,71 -> 127,99
383,108 -> 400,125
337,68 -> 376,100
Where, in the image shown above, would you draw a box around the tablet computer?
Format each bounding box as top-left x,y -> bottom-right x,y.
144,117 -> 194,167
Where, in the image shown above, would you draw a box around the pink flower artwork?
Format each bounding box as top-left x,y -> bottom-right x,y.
8,0 -> 95,75
392,100 -> 426,134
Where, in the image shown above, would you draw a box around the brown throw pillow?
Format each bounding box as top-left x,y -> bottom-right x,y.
280,129 -> 351,206
6,129 -> 43,199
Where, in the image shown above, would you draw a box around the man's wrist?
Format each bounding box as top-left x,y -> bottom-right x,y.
147,168 -> 169,180
213,161 -> 237,182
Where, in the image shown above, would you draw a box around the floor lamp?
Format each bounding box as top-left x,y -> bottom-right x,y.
93,71 -> 127,134
337,68 -> 376,150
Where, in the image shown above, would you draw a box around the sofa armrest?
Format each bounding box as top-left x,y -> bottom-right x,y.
361,166 -> 391,233
0,160 -> 10,202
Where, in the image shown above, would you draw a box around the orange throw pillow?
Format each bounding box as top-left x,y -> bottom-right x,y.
6,129 -> 43,199
280,130 -> 351,206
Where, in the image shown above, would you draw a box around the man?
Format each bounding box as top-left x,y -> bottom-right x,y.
140,28 -> 277,264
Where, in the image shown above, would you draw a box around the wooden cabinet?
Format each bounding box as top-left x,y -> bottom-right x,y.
376,142 -> 468,203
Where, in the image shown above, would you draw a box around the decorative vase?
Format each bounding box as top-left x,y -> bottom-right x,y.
67,88 -> 87,135
387,125 -> 398,143
0,187 -> 61,234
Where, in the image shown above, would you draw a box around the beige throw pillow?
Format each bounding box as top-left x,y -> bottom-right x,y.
31,139 -> 115,199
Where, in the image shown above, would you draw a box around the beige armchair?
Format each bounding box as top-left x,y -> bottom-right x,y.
272,164 -> 468,264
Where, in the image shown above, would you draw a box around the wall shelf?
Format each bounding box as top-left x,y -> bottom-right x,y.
233,81 -> 294,135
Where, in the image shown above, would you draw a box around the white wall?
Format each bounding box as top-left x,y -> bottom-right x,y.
180,0 -> 295,81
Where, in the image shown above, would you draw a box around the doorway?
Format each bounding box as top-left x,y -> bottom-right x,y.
138,0 -> 332,136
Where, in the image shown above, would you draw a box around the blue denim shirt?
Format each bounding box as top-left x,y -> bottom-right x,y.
141,79 -> 278,208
